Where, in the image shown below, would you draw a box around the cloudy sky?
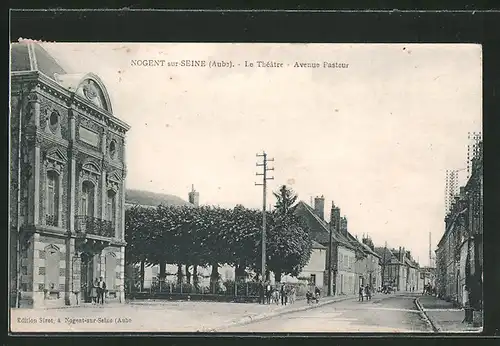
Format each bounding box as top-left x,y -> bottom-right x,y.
43,43 -> 481,266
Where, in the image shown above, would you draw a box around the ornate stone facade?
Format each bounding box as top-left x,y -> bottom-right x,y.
10,42 -> 130,308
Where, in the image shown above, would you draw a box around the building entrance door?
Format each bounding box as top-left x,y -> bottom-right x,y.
80,252 -> 95,303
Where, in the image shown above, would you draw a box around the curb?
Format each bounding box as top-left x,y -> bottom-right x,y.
208,295 -> 357,332
414,297 -> 439,333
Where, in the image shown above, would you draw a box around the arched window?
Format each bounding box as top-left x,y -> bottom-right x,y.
106,190 -> 116,226
80,181 -> 95,217
46,171 -> 59,226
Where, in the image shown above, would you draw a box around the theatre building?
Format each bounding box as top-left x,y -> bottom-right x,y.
10,42 -> 130,307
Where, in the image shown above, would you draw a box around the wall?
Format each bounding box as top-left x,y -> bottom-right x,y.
294,248 -> 326,288
336,246 -> 356,295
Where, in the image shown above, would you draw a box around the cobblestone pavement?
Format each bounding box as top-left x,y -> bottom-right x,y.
223,293 -> 433,333
10,294 -> 355,333
417,295 -> 482,333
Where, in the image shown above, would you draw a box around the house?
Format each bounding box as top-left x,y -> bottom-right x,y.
10,42 -> 130,307
436,141 -> 483,313
374,246 -> 405,290
295,197 -> 358,296
281,241 -> 327,288
401,250 -> 420,292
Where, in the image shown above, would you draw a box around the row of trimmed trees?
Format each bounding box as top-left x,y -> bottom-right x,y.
125,185 -> 313,290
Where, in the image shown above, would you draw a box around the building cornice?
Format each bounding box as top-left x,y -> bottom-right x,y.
11,71 -> 131,133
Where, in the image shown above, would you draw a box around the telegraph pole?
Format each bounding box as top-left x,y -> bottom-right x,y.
255,152 -> 274,282
382,241 -> 387,287
327,202 -> 334,296
328,202 -> 340,296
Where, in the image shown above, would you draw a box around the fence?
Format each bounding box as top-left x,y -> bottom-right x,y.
125,277 -> 312,299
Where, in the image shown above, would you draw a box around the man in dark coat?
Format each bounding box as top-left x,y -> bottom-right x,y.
280,284 -> 288,306
97,276 -> 106,305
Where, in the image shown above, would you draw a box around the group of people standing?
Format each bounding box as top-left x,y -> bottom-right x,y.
358,284 -> 373,302
260,282 -> 297,306
89,276 -> 107,305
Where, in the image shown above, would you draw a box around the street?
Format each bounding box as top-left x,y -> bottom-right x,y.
223,293 -> 432,333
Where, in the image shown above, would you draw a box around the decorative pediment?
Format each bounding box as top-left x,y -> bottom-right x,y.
107,170 -> 122,183
74,73 -> 113,113
45,147 -> 67,165
81,160 -> 101,176
106,170 -> 122,192
44,147 -> 67,173
79,159 -> 101,184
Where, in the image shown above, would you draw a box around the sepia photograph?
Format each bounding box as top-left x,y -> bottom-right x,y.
9,41 -> 483,333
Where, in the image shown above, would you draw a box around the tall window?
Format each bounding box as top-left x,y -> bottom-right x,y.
47,171 -> 59,225
106,190 -> 116,225
81,181 -> 95,217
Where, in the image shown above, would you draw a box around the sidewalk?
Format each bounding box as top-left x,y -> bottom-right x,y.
10,294 -> 358,333
415,295 -> 482,333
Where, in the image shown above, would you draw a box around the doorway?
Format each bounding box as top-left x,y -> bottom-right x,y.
80,252 -> 98,303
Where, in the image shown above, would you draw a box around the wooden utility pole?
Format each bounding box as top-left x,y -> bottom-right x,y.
255,152 -> 274,282
381,241 -> 387,287
327,202 -> 334,296
328,203 -> 340,296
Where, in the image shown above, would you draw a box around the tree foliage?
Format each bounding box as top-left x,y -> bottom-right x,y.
125,185 -> 313,282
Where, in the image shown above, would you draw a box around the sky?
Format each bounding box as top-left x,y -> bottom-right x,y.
42,43 -> 482,267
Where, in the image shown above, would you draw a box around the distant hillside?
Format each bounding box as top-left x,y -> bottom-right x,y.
125,189 -> 193,207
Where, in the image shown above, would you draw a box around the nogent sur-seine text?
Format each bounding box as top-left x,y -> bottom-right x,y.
130,59 -> 350,69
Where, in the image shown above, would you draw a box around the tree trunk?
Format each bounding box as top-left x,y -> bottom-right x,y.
235,264 -> 246,282
177,264 -> 183,285
274,269 -> 282,283
185,264 -> 191,284
140,261 -> 145,291
193,265 -> 199,287
159,262 -> 166,282
210,262 -> 219,293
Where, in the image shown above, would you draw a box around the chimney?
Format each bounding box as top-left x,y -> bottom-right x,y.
314,195 -> 325,220
340,216 -> 348,237
188,184 -> 199,207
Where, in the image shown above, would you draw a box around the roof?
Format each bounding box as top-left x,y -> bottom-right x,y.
295,201 -> 355,250
11,42 -> 115,115
11,42 -> 67,79
359,240 -> 382,258
404,257 -> 420,268
374,247 -> 402,265
312,241 -> 327,250
125,189 -> 193,208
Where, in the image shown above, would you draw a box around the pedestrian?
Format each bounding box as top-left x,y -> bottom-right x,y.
364,285 -> 371,300
359,285 -> 364,302
265,282 -> 272,304
97,276 -> 106,305
280,284 -> 287,306
289,286 -> 296,304
90,279 -> 98,305
314,286 -> 321,302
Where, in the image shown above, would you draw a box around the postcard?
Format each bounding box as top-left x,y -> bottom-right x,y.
9,41 -> 483,333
